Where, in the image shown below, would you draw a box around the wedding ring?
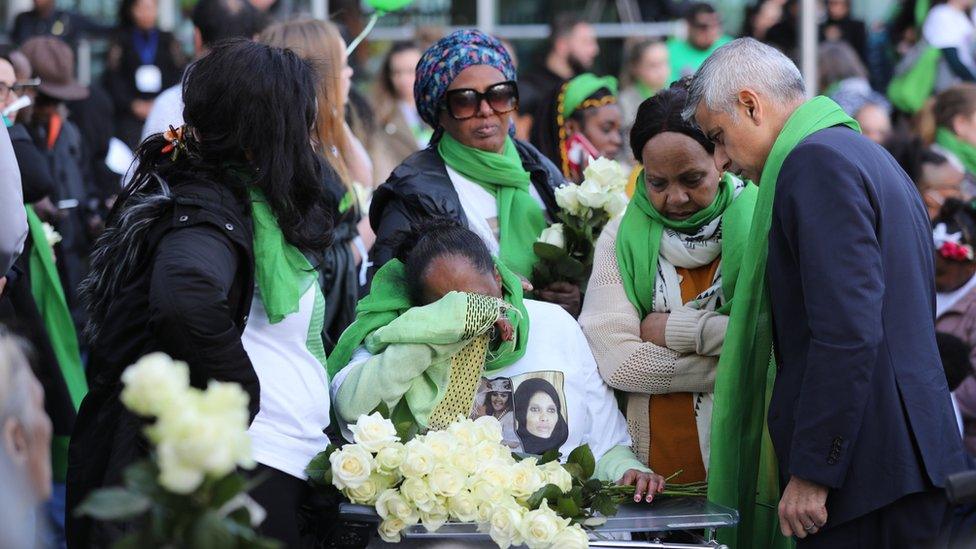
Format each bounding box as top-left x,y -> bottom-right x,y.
803,523 -> 816,531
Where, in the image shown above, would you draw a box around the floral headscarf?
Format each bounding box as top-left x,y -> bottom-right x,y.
414,29 -> 517,134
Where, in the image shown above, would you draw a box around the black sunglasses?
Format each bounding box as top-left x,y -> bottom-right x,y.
444,81 -> 519,120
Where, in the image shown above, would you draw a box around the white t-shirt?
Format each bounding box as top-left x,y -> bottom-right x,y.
242,285 -> 332,479
336,299 -> 633,461
446,165 -> 547,258
141,84 -> 184,141
924,5 -> 976,74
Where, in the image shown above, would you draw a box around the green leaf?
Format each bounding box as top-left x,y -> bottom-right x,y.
563,462 -> 584,482
556,495 -> 581,517
395,420 -> 419,442
112,532 -> 148,549
533,242 -> 568,261
123,460 -> 159,496
526,484 -> 563,510
555,256 -> 585,280
583,478 -> 604,494
568,444 -> 596,480
305,445 -> 337,485
591,493 -> 619,517
210,473 -> 246,508
372,401 -> 391,418
189,511 -> 235,549
537,449 -> 561,465
74,488 -> 151,521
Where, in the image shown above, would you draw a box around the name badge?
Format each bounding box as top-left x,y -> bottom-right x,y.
135,65 -> 162,94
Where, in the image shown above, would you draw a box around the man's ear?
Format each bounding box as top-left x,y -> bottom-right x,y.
737,89 -> 763,126
2,417 -> 27,467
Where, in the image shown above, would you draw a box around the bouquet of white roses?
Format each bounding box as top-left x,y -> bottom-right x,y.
76,353 -> 277,548
307,412 -> 699,549
533,158 -> 630,289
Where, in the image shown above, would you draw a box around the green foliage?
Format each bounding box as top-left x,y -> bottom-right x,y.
567,444 -> 596,480
306,444 -> 337,486
74,488 -> 151,521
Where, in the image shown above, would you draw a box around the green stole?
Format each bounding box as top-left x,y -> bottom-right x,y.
437,134 -> 548,278
25,206 -> 87,482
710,96 -> 859,549
326,258 -> 529,380
615,171 -> 757,319
935,127 -> 976,176
248,188 -> 326,366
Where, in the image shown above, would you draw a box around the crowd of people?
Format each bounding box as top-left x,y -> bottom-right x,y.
2,0 -> 976,547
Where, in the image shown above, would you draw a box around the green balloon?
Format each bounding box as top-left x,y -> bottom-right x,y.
366,0 -> 414,12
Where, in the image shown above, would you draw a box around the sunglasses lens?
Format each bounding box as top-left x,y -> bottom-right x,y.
447,90 -> 480,119
487,84 -> 518,114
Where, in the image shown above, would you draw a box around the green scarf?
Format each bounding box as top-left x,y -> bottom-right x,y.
709,96 -> 859,549
615,171 -> 756,319
327,258 -> 529,380
25,206 -> 87,483
248,188 -> 326,366
562,74 -> 619,118
437,134 -> 548,277
936,127 -> 976,175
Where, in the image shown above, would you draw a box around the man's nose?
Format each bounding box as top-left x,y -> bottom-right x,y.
714,145 -> 731,173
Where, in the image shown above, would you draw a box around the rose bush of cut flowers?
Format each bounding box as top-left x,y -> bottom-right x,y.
307,412 -> 706,548
532,157 -> 630,289
75,353 -> 277,548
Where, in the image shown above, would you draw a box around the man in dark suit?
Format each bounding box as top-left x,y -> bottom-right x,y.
687,38 -> 969,547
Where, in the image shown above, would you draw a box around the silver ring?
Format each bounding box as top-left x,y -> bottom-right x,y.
803,523 -> 816,531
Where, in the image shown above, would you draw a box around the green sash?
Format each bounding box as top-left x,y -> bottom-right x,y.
437,134 -> 548,278
710,96 -> 859,549
327,258 -> 528,380
936,127 -> 976,175
614,171 -> 756,319
887,46 -> 940,114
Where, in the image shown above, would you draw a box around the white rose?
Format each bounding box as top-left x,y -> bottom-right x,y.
451,447 -> 479,475
446,418 -> 480,448
378,517 -> 408,543
475,459 -> 513,493
400,477 -> 440,513
584,157 -> 628,191
374,442 -> 406,474
329,444 -> 373,490
469,478 -> 506,508
420,502 -> 450,532
422,430 -> 458,461
375,489 -> 419,523
550,523 -> 590,549
471,440 -> 514,464
518,500 -> 570,549
537,223 -> 566,249
576,179 -> 609,209
428,465 -> 466,498
487,500 -> 526,549
554,184 -> 583,215
42,222 -> 62,246
471,415 -> 504,445
349,412 -> 399,453
156,442 -> 205,494
120,353 -> 190,417
605,191 -> 629,218
510,458 -> 546,500
540,461 -> 573,493
448,490 -> 480,522
346,472 -> 393,505
400,438 -> 436,478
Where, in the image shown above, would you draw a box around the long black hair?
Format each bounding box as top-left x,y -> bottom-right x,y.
115,38 -> 334,253
514,377 -> 570,454
391,217 -> 494,305
630,78 -> 713,162
117,0 -> 150,29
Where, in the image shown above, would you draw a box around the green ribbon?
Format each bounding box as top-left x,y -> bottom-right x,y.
615,171 -> 756,319
25,206 -> 87,410
936,127 -> 976,176
709,96 -> 859,549
437,134 -> 548,278
327,258 -> 529,380
563,73 -> 619,118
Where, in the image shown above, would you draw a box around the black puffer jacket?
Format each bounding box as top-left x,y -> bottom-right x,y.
368,139 -> 566,281
66,175 -> 257,548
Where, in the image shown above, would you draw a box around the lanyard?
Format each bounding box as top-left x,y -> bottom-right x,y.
132,30 -> 159,66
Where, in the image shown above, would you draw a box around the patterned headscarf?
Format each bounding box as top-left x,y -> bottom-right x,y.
414,29 -> 517,132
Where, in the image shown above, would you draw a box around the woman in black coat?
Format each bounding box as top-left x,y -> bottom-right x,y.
103,0 -> 184,149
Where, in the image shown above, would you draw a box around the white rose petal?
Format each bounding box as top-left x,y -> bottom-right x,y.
554,184 -> 583,215
472,415 -> 505,444
510,458 -> 547,499
576,179 -> 610,209
420,502 -> 450,532
541,461 -> 574,493
120,353 -> 191,417
550,523 -> 590,549
346,472 -> 393,505
349,412 -> 399,453
400,438 -> 436,478
378,517 -> 408,543
537,223 -> 566,249
428,465 -> 466,498
518,501 -> 570,549
488,500 -> 526,549
400,477 -> 440,513
42,222 -> 62,246
448,490 -> 480,522
605,191 -> 630,218
422,430 -> 458,461
374,442 -> 406,473
376,489 -> 419,523
584,157 -> 628,191
329,444 -> 373,490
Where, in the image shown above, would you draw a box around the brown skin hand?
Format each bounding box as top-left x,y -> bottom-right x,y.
421,254 -> 513,340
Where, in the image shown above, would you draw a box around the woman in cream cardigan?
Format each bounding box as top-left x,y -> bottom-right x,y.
579,82 -> 756,483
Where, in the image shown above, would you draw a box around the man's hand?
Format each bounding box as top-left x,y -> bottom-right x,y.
640,312 -> 669,346
535,281 -> 581,317
778,475 -> 828,538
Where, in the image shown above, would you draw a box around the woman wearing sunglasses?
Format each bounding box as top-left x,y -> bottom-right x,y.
369,30 -> 582,316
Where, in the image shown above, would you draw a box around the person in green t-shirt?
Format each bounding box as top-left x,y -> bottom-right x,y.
667,2 -> 732,84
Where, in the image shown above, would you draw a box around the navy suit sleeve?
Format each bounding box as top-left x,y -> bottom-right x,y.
777,142 -> 884,489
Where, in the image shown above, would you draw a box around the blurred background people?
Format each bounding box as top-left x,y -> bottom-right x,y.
819,0 -> 868,65
619,39 -> 670,161
369,41 -> 430,184
667,2 -> 731,83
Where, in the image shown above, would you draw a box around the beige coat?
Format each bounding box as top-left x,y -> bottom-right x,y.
579,218 -> 728,466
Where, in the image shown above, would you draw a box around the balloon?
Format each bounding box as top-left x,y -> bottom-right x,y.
365,0 -> 414,13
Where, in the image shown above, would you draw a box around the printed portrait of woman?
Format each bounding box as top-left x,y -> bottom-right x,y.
513,375 -> 570,454
471,378 -> 520,448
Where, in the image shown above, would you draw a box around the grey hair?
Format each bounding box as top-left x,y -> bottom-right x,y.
682,37 -> 805,122
0,329 -> 32,430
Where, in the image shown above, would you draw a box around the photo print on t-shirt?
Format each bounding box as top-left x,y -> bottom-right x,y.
470,372 -> 569,455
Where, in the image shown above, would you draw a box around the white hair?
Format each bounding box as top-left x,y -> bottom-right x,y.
0,331 -> 32,430
682,37 -> 805,122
